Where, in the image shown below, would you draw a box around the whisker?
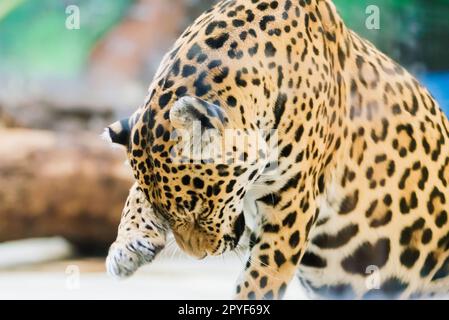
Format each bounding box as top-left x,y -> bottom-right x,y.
246,255 -> 283,281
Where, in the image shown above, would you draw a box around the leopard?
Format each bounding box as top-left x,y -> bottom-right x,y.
104,0 -> 449,299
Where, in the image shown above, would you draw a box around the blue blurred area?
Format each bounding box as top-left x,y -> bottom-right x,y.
419,73 -> 449,114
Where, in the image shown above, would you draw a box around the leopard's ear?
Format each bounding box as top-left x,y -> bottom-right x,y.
102,118 -> 131,147
169,96 -> 228,132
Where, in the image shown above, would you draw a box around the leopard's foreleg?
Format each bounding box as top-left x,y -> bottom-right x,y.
106,183 -> 167,278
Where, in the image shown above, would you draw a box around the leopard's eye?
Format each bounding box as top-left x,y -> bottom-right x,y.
199,206 -> 209,215
147,131 -> 155,147
176,204 -> 187,214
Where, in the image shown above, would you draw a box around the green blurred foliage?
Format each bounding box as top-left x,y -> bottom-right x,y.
0,0 -> 132,77
334,0 -> 449,71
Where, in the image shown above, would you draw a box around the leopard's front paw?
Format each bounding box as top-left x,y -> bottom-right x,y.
106,237 -> 164,279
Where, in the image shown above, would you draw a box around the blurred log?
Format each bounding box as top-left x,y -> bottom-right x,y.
0,129 -> 133,253
0,106 -> 18,128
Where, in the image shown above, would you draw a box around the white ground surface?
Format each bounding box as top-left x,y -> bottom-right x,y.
0,238 -> 308,300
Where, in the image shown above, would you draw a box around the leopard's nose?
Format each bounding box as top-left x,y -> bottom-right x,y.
173,232 -> 207,259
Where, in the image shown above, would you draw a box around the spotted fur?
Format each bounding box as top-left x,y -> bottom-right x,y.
105,0 -> 449,299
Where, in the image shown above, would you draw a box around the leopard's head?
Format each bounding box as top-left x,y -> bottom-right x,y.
106,95 -> 272,258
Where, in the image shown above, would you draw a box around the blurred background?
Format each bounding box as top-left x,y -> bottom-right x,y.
0,0 -> 448,299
